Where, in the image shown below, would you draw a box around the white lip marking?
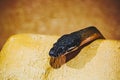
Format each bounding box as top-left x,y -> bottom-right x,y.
62,46 -> 79,56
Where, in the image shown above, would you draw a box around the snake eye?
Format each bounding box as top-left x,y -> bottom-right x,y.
56,46 -> 66,55
57,48 -> 63,54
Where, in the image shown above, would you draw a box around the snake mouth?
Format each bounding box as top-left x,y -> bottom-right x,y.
65,46 -> 79,55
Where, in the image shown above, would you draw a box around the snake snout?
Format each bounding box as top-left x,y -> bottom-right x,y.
49,46 -> 67,57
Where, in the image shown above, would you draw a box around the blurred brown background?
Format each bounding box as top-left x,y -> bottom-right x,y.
0,0 -> 120,50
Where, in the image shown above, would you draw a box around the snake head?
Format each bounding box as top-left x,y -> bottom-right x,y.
49,34 -> 81,57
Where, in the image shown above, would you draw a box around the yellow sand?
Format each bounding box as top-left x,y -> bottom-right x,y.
0,34 -> 120,80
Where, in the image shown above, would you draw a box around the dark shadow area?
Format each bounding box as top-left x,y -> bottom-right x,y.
65,39 -> 103,69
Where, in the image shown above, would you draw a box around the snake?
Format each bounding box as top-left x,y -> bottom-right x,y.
49,26 -> 105,68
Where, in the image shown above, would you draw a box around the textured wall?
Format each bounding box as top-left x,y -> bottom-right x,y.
0,0 -> 120,49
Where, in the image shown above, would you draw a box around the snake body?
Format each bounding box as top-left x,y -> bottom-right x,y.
49,26 -> 105,68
